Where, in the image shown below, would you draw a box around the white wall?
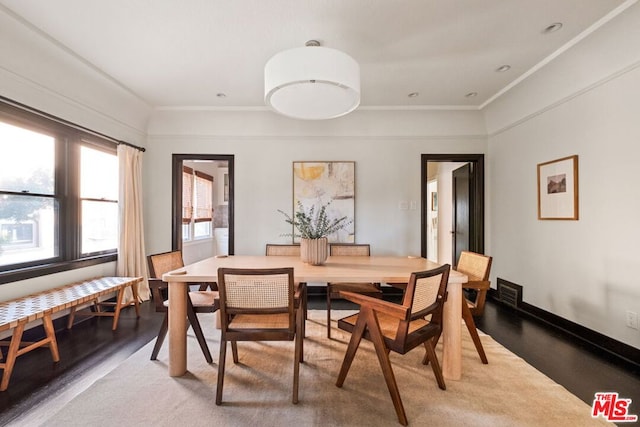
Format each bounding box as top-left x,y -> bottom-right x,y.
0,8 -> 151,299
485,3 -> 640,349
145,109 -> 487,258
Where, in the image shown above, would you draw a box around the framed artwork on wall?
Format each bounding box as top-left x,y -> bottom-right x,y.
292,161 -> 355,242
218,167 -> 229,205
537,155 -> 579,220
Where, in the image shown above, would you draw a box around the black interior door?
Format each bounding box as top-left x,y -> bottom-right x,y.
421,154 -> 484,262
172,154 -> 234,255
452,163 -> 471,265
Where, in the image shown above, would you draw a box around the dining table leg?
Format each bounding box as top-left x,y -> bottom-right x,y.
442,281 -> 462,380
168,280 -> 188,376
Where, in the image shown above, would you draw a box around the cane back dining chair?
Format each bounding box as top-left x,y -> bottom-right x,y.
326,243 -> 382,338
265,243 -> 301,256
216,267 -> 305,405
424,251 -> 492,366
147,251 -> 218,362
266,243 -> 307,331
335,264 -> 451,426
452,250 -> 493,363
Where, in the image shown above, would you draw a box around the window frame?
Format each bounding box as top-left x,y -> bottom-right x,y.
181,167 -> 214,242
79,142 -> 119,256
0,101 -> 118,285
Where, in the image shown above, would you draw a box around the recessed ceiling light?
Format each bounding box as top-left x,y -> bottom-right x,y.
216,93 -> 227,98
543,22 -> 563,34
408,92 -> 419,98
465,92 -> 478,98
496,65 -> 511,72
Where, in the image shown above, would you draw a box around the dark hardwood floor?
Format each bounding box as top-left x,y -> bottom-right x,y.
1,293 -> 639,425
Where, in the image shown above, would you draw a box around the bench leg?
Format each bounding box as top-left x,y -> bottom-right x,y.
130,283 -> 141,318
43,315 -> 60,362
112,288 -> 126,331
0,323 -> 25,392
67,307 -> 77,329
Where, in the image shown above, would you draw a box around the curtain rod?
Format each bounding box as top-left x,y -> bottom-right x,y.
0,95 -> 146,152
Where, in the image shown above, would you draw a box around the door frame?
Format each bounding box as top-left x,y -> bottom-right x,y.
420,154 -> 484,259
171,154 -> 235,254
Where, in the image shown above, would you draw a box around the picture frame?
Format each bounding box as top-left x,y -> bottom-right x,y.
218,167 -> 229,205
292,161 -> 355,242
537,155 -> 579,220
431,192 -> 438,211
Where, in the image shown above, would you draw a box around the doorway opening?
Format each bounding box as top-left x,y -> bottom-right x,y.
421,154 -> 484,266
172,154 -> 234,264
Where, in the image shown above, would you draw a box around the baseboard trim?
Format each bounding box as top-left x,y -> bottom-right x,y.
488,289 -> 640,372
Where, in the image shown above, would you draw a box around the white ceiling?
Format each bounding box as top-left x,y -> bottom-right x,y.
0,0 -> 632,111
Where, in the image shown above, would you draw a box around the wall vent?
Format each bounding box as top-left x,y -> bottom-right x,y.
497,278 -> 523,308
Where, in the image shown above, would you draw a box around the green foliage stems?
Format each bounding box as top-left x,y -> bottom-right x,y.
279,201 -> 353,239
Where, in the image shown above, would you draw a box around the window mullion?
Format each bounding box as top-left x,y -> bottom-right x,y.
62,137 -> 81,261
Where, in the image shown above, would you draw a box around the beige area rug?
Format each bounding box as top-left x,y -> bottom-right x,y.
40,311 -> 607,427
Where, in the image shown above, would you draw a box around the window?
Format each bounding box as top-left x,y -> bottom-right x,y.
182,166 -> 213,241
0,121 -> 57,267
80,145 -> 118,255
0,101 -> 118,284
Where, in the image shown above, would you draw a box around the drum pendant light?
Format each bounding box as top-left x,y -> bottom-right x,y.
264,40 -> 360,120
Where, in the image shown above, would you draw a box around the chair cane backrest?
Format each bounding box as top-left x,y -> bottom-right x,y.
265,244 -> 301,256
217,268 -> 295,332
148,250 -> 184,278
147,251 -> 186,312
402,264 -> 450,323
456,251 -> 491,281
456,251 -> 492,316
329,243 -> 370,256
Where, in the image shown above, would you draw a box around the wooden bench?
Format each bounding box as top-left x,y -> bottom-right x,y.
0,276 -> 142,391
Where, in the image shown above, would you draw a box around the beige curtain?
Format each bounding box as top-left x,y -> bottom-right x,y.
116,144 -> 150,302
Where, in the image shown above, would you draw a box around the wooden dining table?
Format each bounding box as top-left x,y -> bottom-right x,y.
162,255 -> 468,380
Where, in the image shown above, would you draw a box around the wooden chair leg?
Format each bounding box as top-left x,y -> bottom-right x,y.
297,306 -> 305,363
422,299 -> 488,365
423,339 -> 446,390
462,299 -> 488,364
336,313 -> 366,388
0,323 -> 25,392
326,285 -> 332,338
231,341 -> 239,363
216,340 -> 227,405
293,323 -> 302,404
365,310 -> 408,426
186,304 -> 212,363
423,326 -> 442,365
151,314 -> 169,360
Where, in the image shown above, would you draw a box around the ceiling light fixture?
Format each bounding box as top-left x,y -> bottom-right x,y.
465,92 -> 478,98
496,65 -> 511,72
264,40 -> 360,120
408,92 -> 419,98
543,22 -> 563,34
